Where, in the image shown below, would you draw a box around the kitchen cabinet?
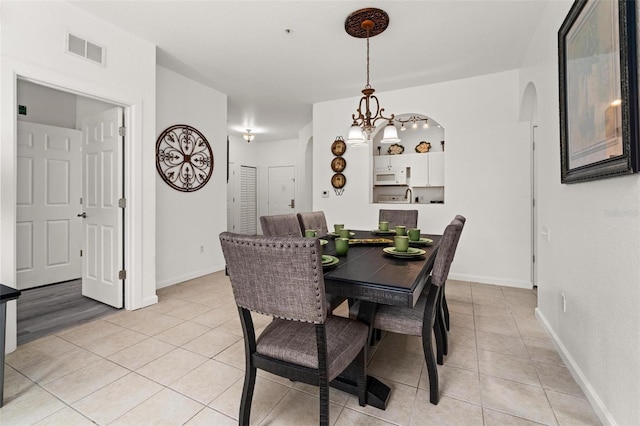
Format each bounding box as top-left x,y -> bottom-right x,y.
407,152 -> 444,187
374,154 -> 410,170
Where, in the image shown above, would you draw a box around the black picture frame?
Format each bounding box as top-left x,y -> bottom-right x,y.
558,0 -> 639,183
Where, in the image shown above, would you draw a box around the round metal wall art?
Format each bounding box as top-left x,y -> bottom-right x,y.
156,124 -> 214,192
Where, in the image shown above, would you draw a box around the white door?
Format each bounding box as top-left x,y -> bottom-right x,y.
81,107 -> 124,308
268,166 -> 295,215
16,122 -> 82,289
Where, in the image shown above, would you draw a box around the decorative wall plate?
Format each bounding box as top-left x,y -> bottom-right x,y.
331,157 -> 347,172
331,173 -> 346,189
388,143 -> 404,155
415,141 -> 431,153
331,137 -> 347,156
156,124 -> 214,192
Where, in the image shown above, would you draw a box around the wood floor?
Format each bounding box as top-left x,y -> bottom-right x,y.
17,279 -> 119,345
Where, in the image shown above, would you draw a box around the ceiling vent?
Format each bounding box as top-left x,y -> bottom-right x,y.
65,33 -> 105,66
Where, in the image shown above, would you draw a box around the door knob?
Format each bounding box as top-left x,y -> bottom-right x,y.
77,212 -> 87,218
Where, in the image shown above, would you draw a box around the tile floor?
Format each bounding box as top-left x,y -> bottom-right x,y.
1,273 -> 601,425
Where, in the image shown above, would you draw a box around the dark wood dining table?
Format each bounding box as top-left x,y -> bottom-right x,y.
321,230 -> 441,410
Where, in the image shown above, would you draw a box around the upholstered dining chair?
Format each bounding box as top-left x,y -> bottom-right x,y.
441,215 -> 467,332
358,218 -> 464,405
259,213 -> 302,237
378,209 -> 418,229
297,211 -> 330,237
219,233 -> 368,425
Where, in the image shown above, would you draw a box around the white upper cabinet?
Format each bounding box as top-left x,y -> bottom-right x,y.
407,152 -> 445,187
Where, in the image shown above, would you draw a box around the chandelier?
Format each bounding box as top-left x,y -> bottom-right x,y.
242,129 -> 255,143
345,8 -> 399,146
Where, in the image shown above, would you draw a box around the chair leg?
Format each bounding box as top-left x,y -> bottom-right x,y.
239,365 -> 256,426
437,291 -> 448,356
356,347 -> 367,407
433,315 -> 445,365
422,325 -> 440,405
319,380 -> 330,426
442,291 -> 450,331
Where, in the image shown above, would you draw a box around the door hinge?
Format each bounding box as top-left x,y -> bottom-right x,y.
119,126 -> 126,137
119,269 -> 127,280
533,255 -> 536,263
80,249 -> 83,257
118,198 -> 126,208
80,197 -> 83,204
532,198 -> 535,207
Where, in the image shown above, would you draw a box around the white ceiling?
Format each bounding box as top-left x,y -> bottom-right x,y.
71,0 -> 549,142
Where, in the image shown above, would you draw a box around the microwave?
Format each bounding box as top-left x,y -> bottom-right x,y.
374,168 -> 407,185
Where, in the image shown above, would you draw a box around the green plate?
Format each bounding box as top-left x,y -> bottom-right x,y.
328,231 -> 355,237
321,255 -> 339,267
409,237 -> 434,246
372,229 -> 396,235
382,247 -> 426,258
320,239 -> 328,246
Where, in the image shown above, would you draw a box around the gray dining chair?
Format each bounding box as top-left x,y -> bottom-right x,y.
441,215 -> 467,333
354,218 -> 464,405
297,211 -> 330,237
379,209 -> 418,229
219,233 -> 368,425
259,214 -> 302,237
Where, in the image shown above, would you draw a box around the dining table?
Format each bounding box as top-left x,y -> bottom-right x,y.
321,229 -> 441,410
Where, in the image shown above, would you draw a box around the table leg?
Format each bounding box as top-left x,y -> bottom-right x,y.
0,302 -> 7,408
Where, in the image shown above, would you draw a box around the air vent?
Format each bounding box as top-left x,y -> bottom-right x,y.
65,33 -> 105,66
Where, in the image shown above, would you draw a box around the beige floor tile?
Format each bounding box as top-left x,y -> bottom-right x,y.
191,306 -> 238,328
411,393 -> 483,426
256,370 -> 297,387
523,337 -> 564,365
483,407 -> 546,425
262,388 -> 343,425
472,302 -> 512,319
144,294 -> 192,314
199,294 -> 236,309
136,347 -> 208,386
475,314 -> 520,337
514,316 -> 549,340
293,381 -> 352,406
345,378 -> 417,425
185,407 -> 237,425
107,337 -> 175,370
107,309 -> 185,336
3,365 -> 35,402
43,358 -> 129,404
472,283 -> 505,299
446,299 -> 474,316
181,328 -> 242,357
0,385 -> 66,425
57,319 -> 123,347
19,346 -> 102,384
450,312 -> 475,330
335,407 -> 396,425
448,326 -> 477,348
153,321 -> 211,346
444,343 -> 478,371
110,388 -> 204,426
545,390 -> 600,425
419,364 -> 481,405
215,317 -> 245,336
476,331 -> 529,358
209,375 -> 290,423
367,346 -> 424,387
378,332 -> 423,356
170,359 -> 244,404
533,361 -> 584,397
34,406 -> 95,425
164,302 -> 213,320
480,375 -> 556,425
478,350 -> 540,387
74,327 -> 148,358
214,339 -> 247,370
6,336 -> 77,372
72,372 -> 163,425
446,281 -> 472,303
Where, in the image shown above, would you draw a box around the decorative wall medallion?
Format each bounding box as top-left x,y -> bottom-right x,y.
156,124 -> 214,192
331,137 -> 347,156
331,157 -> 347,172
331,173 -> 346,189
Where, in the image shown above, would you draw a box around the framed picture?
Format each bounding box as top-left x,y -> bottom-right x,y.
558,0 -> 639,183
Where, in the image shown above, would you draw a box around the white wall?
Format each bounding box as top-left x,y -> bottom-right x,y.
17,80 -> 76,128
155,66 -> 227,288
313,69 -> 532,287
1,1 -> 157,353
521,2 -> 640,425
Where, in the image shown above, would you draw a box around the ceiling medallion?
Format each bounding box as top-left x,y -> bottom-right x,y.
156,124 -> 214,192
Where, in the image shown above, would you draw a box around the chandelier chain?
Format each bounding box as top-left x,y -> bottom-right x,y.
365,29 -> 371,89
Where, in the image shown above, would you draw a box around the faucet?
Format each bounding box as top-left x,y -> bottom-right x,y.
404,187 -> 413,203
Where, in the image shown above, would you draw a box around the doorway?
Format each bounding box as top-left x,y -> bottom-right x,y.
268,166 -> 296,215
15,80 -> 125,343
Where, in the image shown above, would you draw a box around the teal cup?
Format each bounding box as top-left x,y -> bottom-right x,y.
408,228 -> 421,241
305,229 -> 318,238
394,236 -> 409,252
395,225 -> 406,236
338,228 -> 350,239
379,221 -> 389,231
335,238 -> 349,256
334,224 -> 344,233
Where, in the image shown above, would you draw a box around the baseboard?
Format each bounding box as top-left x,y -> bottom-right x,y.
156,264 -> 225,290
447,273 -> 532,289
535,308 -> 616,426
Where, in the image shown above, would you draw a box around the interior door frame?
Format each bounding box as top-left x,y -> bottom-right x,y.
1,65 -> 150,353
